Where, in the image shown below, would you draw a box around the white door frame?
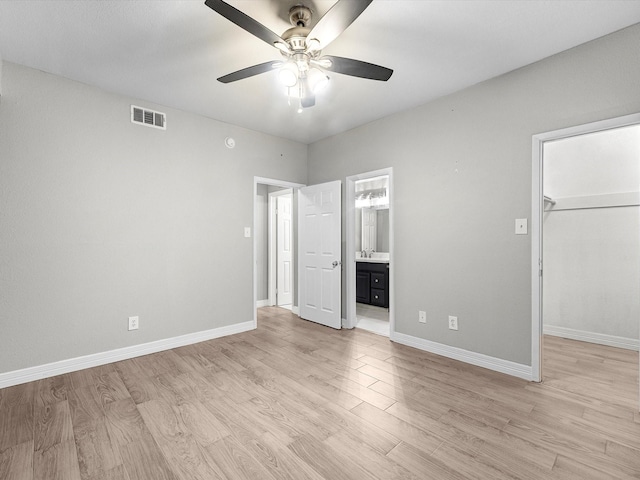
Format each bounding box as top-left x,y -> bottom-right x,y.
268,189 -> 293,306
345,167 -> 394,332
531,113 -> 640,383
253,177 -> 305,328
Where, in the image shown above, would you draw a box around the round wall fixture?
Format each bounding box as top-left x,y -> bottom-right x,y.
225,137 -> 236,149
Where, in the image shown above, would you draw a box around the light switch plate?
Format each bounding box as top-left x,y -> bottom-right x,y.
515,218 -> 528,235
244,227 -> 251,238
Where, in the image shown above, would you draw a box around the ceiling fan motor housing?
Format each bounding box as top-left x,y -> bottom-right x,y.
289,5 -> 312,28
281,26 -> 312,53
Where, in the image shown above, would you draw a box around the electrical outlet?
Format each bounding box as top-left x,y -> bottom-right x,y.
448,315 -> 458,331
418,311 -> 427,323
128,316 -> 139,331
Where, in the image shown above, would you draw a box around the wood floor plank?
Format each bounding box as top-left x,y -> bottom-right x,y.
104,398 -> 152,448
350,401 -> 444,455
366,376 -> 425,403
0,441 -> 33,480
1,309 -> 638,479
581,407 -> 640,449
33,400 -> 74,453
430,440 -> 525,480
173,400 -> 231,447
118,435 -> 179,480
295,374 -> 364,411
323,374 -> 396,410
241,364 -> 400,454
330,368 -> 378,387
73,418 -> 122,480
203,434 -> 279,480
504,412 -> 640,478
90,465 -> 130,480
550,454 -> 634,480
235,431 -> 326,480
0,382 -> 34,410
35,375 -> 71,407
138,399 -> 226,480
95,372 -> 131,408
386,441 -> 467,480
323,430 -> 420,480
438,409 -> 556,478
288,434 -> 375,480
68,364 -> 116,390
67,384 -> 106,429
33,439 -> 82,480
0,403 -> 33,453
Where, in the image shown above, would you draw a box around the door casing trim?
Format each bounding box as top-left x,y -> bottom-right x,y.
253,177 -> 305,328
345,167 -> 394,333
531,113 -> 640,382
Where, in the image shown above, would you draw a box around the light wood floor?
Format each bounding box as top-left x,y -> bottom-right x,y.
1,307 -> 639,479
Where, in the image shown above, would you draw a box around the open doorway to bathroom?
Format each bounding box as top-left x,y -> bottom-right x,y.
346,168 -> 394,337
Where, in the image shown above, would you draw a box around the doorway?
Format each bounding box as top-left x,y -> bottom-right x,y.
253,177 -> 304,327
532,114 -> 640,401
346,168 -> 394,336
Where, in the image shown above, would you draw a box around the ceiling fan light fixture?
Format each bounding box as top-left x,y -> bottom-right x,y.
305,38 -> 321,52
279,63 -> 298,87
308,68 -> 329,93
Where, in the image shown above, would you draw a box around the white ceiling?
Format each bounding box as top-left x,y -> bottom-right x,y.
1,1 -> 639,144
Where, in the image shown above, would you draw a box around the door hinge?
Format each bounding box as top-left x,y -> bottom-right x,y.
539,259 -> 543,277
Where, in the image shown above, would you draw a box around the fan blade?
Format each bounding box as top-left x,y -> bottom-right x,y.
217,60 -> 281,83
205,0 -> 286,49
321,55 -> 393,81
307,0 -> 373,50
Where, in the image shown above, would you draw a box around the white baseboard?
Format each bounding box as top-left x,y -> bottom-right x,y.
390,331 -> 533,381
544,325 -> 639,351
0,321 -> 255,389
256,299 -> 270,308
292,305 -> 300,315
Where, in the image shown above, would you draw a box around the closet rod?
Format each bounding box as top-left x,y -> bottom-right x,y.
543,195 -> 556,205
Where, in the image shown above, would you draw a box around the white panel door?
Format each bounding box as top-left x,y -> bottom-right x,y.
277,194 -> 293,306
298,181 -> 342,329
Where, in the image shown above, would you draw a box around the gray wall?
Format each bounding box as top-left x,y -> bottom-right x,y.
544,206 -> 639,341
0,62 -> 307,374
308,24 -> 640,366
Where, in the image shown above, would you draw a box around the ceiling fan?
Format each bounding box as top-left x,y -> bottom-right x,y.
204,0 -> 393,110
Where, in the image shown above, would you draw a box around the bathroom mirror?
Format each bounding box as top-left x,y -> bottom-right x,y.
355,175 -> 389,254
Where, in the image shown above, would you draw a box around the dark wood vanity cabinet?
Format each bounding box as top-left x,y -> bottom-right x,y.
356,262 -> 389,308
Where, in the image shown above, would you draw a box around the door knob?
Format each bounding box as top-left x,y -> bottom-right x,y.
332,260 -> 341,268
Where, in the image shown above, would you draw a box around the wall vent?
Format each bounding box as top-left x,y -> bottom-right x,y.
131,105 -> 166,130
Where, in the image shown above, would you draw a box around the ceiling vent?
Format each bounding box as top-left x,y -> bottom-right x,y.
131,105 -> 166,130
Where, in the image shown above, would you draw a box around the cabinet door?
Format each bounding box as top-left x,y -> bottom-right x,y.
371,273 -> 385,289
371,288 -> 385,307
356,272 -> 370,304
